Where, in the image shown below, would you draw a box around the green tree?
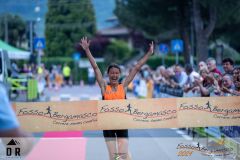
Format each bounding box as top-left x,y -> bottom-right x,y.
105,40 -> 132,64
115,0 -> 192,62
45,0 -> 96,57
0,14 -> 27,48
115,0 -> 240,62
211,1 -> 240,52
115,0 -> 177,38
192,0 -> 240,61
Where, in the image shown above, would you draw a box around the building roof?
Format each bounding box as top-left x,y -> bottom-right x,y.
98,26 -> 130,36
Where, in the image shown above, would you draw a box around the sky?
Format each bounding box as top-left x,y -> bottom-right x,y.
0,0 -> 116,37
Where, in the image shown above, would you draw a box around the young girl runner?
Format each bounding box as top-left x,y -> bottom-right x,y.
80,37 -> 154,160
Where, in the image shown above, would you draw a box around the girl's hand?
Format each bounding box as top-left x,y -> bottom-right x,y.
79,37 -> 91,51
148,41 -> 154,55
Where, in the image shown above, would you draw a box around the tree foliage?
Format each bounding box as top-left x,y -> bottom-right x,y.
212,0 -> 240,51
115,0 -> 191,62
115,0 -> 177,38
105,40 -> 132,64
45,0 -> 96,57
0,14 -> 27,48
115,0 -> 240,62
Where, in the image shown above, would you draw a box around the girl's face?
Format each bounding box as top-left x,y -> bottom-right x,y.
108,67 -> 121,85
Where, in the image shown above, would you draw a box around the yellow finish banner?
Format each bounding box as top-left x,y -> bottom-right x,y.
13,97 -> 240,132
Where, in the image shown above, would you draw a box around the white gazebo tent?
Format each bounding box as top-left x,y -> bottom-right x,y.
0,40 -> 30,60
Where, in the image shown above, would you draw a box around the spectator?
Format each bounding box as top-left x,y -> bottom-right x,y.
185,64 -> 201,84
174,65 -> 188,87
165,67 -> 178,88
198,61 -> 208,71
37,64 -> 44,75
44,68 -> 50,88
152,66 -> 165,97
21,64 -> 29,74
132,72 -> 140,96
222,58 -> 234,76
62,63 -> 71,86
206,57 -> 222,76
146,75 -> 154,98
49,65 -> 56,89
137,71 -> 147,98
11,61 -> 19,78
37,64 -> 46,96
55,70 -> 63,90
194,68 -> 218,97
221,74 -> 234,96
183,64 -> 200,93
232,67 -> 240,96
88,67 -> 95,85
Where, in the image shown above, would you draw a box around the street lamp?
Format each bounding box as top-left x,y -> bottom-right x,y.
35,6 -> 40,13
34,5 -> 43,66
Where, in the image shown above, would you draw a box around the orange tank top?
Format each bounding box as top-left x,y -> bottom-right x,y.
103,84 -> 126,100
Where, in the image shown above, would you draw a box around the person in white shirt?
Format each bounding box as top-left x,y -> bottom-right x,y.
137,71 -> 147,98
174,65 -> 188,88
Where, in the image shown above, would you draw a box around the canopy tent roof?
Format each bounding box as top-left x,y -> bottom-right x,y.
0,40 -> 30,60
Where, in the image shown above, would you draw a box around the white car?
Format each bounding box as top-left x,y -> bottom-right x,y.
0,49 -> 12,94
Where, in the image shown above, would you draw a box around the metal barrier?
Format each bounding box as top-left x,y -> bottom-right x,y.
159,85 -> 183,97
27,79 -> 38,101
8,77 -> 38,101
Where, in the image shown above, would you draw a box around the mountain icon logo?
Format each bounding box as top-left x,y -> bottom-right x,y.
7,139 -> 20,146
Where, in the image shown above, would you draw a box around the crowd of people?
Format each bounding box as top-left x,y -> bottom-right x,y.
126,57 -> 239,99
123,57 -> 240,138
9,56 -> 240,100
10,62 -> 73,96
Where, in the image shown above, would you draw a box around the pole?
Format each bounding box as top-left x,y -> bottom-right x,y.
161,55 -> 164,65
29,21 -> 33,56
37,49 -> 41,66
4,14 -> 8,43
190,0 -> 194,66
162,54 -> 165,66
176,52 -> 179,64
74,61 -> 78,85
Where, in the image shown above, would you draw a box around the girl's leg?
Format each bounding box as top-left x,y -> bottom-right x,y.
117,138 -> 131,160
105,139 -> 117,160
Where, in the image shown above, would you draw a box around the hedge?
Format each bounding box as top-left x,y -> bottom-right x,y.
146,55 -> 185,69
42,57 -> 106,84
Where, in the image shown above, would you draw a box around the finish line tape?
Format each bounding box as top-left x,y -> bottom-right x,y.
13,97 -> 240,132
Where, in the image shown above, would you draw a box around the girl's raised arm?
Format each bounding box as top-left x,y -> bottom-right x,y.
79,37 -> 106,94
123,41 -> 154,88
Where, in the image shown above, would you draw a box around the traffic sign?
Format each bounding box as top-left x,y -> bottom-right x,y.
171,39 -> 183,53
34,38 -> 45,50
73,52 -> 81,61
159,44 -> 169,55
